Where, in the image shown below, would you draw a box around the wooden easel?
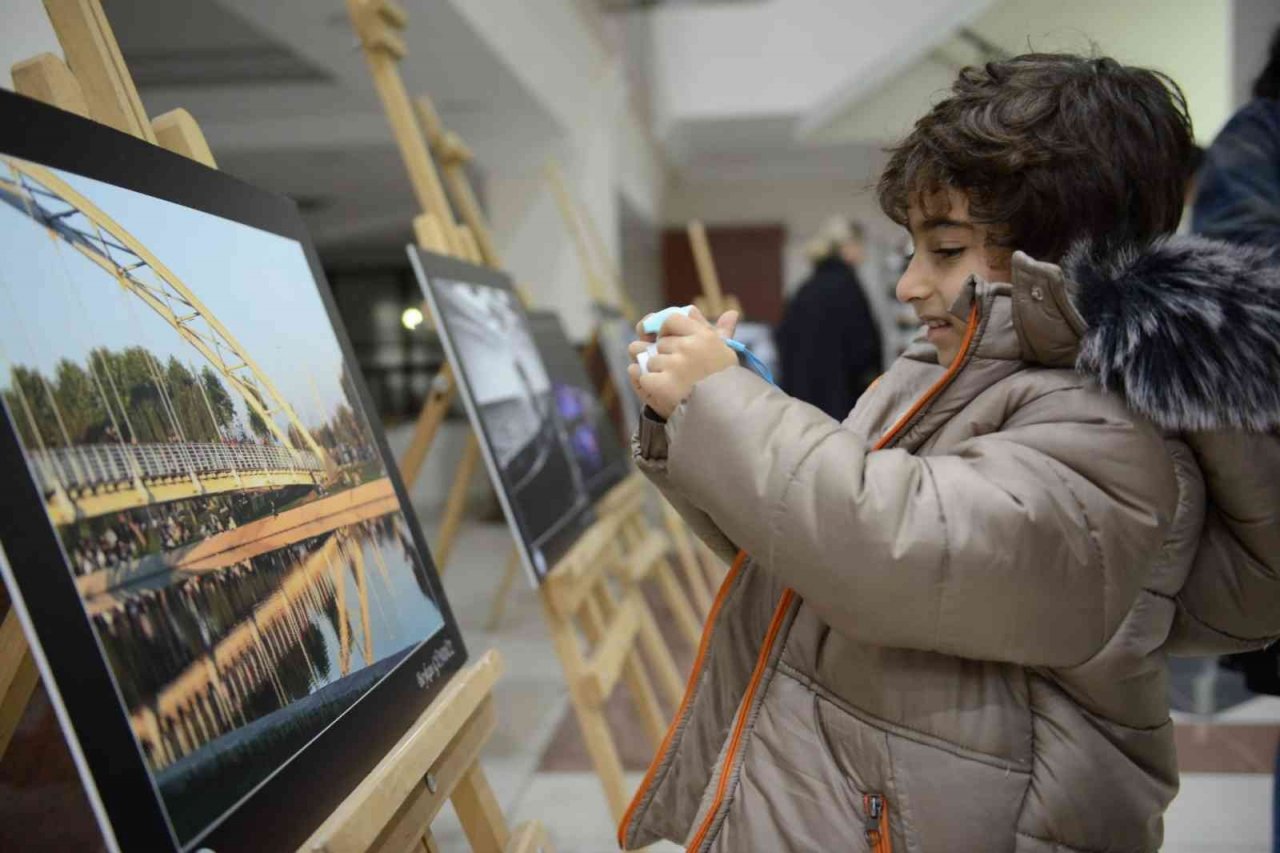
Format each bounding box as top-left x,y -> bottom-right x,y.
347,0 -> 701,826
544,165 -> 728,603
1,3 -> 538,851
686,220 -> 743,319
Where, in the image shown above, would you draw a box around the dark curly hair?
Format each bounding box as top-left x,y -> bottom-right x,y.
877,53 -> 1195,261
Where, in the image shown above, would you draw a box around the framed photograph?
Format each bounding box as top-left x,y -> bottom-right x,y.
526,311 -> 631,501
591,303 -> 643,436
410,250 -> 596,585
0,90 -> 466,852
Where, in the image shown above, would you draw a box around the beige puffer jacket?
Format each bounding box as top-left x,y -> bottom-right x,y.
618,239 -> 1280,853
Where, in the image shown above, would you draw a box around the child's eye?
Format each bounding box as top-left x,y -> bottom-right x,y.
933,247 -> 965,259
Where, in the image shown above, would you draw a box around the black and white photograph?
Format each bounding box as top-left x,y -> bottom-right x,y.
592,304 -> 643,438
0,92 -> 463,853
527,311 -> 631,502
412,251 -> 596,585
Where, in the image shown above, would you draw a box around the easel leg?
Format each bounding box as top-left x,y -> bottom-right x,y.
484,547 -> 522,632
435,433 -> 481,573
632,592 -> 686,710
582,587 -> 666,752
652,558 -> 702,648
539,590 -> 630,824
399,366 -> 457,487
0,611 -> 38,761
568,689 -> 630,824
450,763 -> 510,853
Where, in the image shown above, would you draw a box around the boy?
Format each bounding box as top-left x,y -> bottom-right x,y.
618,54 -> 1280,852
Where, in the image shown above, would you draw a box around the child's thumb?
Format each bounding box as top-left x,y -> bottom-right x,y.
715,310 -> 740,339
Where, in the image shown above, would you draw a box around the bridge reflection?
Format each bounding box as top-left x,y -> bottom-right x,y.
92,498 -> 429,773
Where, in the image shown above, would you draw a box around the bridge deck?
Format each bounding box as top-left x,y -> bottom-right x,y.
29,441 -> 326,525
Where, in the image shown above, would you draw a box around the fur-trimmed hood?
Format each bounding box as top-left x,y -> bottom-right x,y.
1012,236 -> 1280,433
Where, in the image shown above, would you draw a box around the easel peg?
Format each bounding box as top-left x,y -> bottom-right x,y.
413,213 -> 451,255
152,109 -> 217,169
376,0 -> 409,30
11,53 -> 90,117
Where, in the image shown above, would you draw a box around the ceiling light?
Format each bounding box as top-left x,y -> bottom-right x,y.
402,306 -> 425,331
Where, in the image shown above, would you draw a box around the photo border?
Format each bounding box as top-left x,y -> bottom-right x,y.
409,247 -> 597,587
0,88 -> 467,853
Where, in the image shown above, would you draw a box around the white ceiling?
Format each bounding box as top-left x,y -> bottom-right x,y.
97,0 -> 1239,256
106,0 -> 565,254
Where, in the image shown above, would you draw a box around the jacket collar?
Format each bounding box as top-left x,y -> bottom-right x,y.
1051,236 -> 1279,432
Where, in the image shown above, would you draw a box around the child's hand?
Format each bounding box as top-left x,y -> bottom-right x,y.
627,308 -> 740,419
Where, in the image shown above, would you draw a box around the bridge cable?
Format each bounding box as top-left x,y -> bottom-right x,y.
0,275 -> 65,491
7,169 -> 87,486
43,195 -> 149,496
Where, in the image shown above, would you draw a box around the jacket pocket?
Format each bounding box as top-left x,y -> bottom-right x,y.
806,667 -> 1028,853
814,693 -> 895,852
703,668 -> 878,852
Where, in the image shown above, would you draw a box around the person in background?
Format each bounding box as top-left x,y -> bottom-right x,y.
1193,27 -> 1280,248
775,216 -> 882,419
1193,25 -> 1280,853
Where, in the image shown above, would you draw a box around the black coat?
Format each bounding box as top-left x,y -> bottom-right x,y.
776,257 -> 883,420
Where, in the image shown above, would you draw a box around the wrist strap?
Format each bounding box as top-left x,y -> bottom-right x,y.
724,338 -> 775,385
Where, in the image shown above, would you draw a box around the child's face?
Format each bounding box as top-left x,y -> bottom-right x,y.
896,189 -> 1011,367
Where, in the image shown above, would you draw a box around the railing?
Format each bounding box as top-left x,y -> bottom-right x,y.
29,441 -> 325,494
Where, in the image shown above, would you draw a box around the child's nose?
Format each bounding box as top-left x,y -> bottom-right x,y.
895,259 -> 931,304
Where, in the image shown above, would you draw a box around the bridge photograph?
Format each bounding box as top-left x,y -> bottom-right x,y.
0,153 -> 447,842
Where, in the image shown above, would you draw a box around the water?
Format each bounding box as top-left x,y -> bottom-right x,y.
87,506 -> 445,820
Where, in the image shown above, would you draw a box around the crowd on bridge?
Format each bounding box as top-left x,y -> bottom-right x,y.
63,491 -> 313,578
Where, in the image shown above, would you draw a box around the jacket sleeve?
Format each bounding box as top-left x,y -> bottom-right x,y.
632,408 -> 741,565
1167,431 -> 1280,654
661,367 -> 1175,667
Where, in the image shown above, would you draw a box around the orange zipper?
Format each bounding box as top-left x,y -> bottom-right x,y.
617,550 -> 750,847
684,589 -> 796,851
873,303 -> 980,451
864,793 -> 892,853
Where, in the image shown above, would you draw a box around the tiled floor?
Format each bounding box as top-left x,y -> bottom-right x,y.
406,447 -> 1279,853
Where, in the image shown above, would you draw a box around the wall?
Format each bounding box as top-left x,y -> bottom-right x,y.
618,193 -> 662,315
487,64 -> 666,343
820,0 -> 1235,147
0,0 -> 61,90
1232,0 -> 1280,108
973,0 -> 1233,144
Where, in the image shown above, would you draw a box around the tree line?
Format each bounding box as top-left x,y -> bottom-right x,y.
3,346 -> 249,448
3,347 -> 375,457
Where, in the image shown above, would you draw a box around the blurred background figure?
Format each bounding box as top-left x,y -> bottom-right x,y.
1193,26 -> 1280,249
776,216 -> 882,419
1192,24 -> 1280,853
